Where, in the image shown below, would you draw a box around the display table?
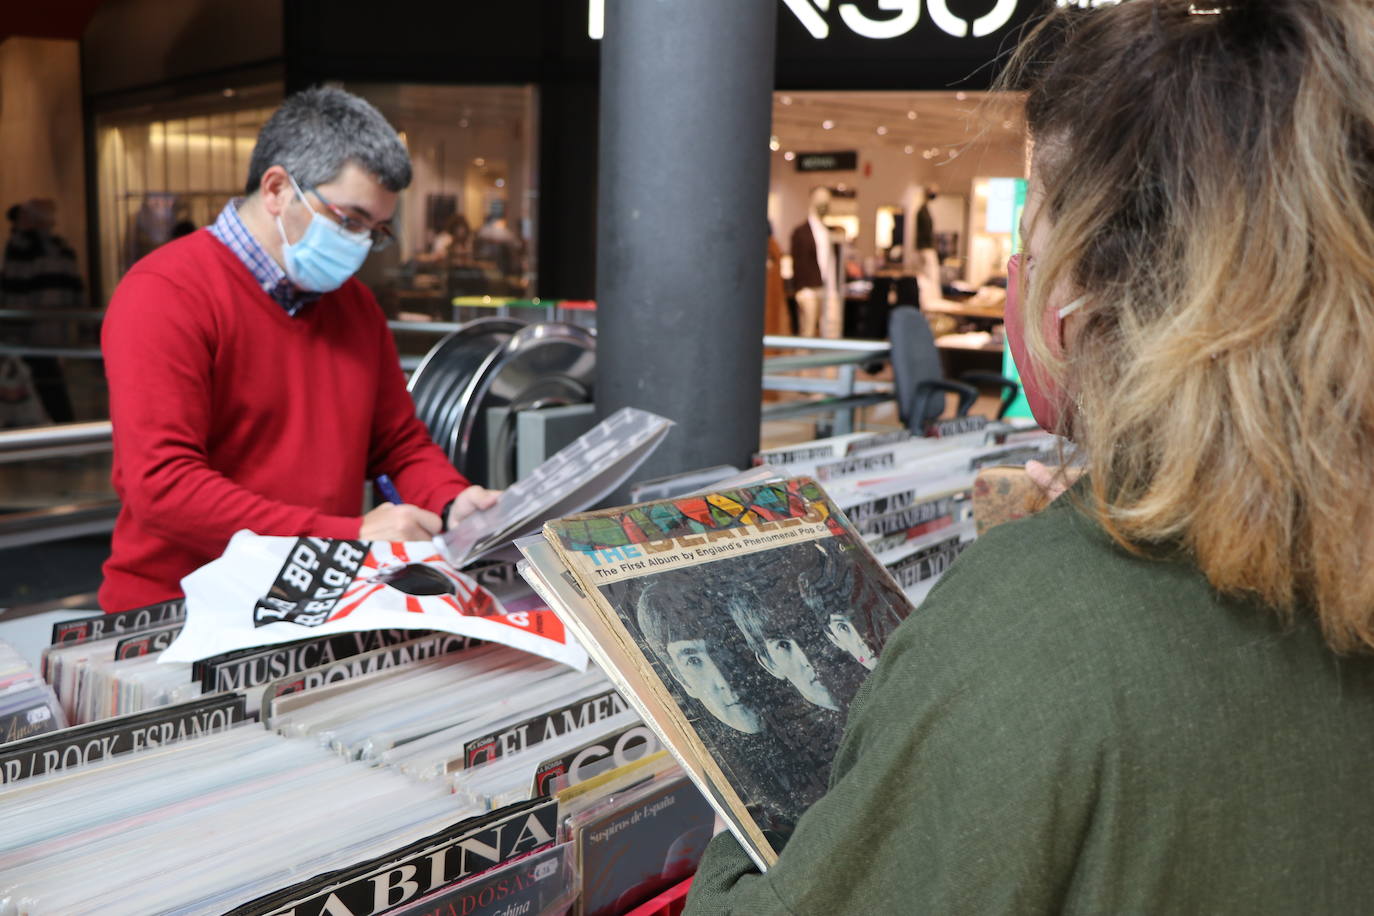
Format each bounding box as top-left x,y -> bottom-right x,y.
923,300 -> 1005,322
936,331 -> 1004,375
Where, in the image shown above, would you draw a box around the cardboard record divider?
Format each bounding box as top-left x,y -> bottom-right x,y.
407,318 -> 597,487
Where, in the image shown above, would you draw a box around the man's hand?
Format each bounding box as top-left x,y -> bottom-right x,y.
360,503 -> 442,541
446,485 -> 502,529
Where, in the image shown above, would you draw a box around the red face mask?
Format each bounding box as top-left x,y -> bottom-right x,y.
1003,254 -> 1084,433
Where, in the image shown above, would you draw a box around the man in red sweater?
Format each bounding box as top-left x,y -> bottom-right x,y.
99,87 -> 496,612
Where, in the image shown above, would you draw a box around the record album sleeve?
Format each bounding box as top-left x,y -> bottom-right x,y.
529,477 -> 914,869
576,775 -> 716,916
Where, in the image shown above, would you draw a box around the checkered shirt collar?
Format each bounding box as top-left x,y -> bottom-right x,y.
208,199 -> 321,316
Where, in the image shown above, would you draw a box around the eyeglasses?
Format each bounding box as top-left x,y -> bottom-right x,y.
304,184 -> 396,251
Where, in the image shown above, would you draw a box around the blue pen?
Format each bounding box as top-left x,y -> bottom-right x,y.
375,474 -> 403,505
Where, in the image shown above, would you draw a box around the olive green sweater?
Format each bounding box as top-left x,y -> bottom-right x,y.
686,493 -> 1374,914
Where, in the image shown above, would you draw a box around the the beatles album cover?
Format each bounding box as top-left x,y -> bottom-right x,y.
542,478 -> 912,867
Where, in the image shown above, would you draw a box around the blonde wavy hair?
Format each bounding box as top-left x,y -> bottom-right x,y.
1007,0 -> 1374,651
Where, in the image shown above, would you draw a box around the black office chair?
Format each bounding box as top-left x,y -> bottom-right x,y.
961,368 -> 1022,420
888,306 -> 1021,432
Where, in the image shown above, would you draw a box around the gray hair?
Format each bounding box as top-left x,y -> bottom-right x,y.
244,86 -> 411,195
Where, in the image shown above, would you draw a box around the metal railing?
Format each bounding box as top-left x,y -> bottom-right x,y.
0,501 -> 120,551
0,423 -> 119,551
0,330 -> 896,550
0,421 -> 113,464
760,336 -> 892,436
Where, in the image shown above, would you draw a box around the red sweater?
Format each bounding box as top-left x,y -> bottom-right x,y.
99,230 -> 468,612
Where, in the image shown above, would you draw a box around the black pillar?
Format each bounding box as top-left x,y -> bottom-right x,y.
595,0 -> 777,487
538,80 -> 599,300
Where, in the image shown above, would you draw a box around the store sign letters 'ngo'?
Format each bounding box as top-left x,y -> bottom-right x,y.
781,0 -> 1016,40
588,0 -> 1118,42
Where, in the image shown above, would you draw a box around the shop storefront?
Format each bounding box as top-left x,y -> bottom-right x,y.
80,0 -> 1043,305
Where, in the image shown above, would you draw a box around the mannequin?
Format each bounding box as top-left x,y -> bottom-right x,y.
789,187 -> 836,337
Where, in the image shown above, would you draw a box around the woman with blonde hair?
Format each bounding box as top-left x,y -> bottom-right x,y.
686,1 -> 1374,911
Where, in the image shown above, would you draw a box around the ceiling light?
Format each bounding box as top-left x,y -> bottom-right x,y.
876,126 -> 888,136
784,151 -> 796,161
769,135 -> 781,151
956,91 -> 968,101
474,157 -> 486,167
1003,120 -> 1015,129
904,145 -> 914,155
459,118 -> 470,128
781,95 -> 793,105
822,119 -> 835,130
907,110 -> 917,120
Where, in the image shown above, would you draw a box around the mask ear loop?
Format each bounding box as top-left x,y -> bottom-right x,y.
275,172 -> 312,249
1055,295 -> 1088,348
1055,295 -> 1089,427
1057,296 -> 1087,319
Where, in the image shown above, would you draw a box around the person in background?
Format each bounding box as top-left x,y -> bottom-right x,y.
911,184 -> 940,305
169,219 -> 198,240
416,212 -> 471,265
434,212 -> 471,261
1,199 -> 81,423
687,1 -> 1374,911
99,87 -> 497,613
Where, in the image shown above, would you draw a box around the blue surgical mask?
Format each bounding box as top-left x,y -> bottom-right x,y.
275,174 -> 371,292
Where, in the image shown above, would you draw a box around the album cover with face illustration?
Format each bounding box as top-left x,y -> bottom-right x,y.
536,477 -> 912,869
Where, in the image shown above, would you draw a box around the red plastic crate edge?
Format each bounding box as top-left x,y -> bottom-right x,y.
620,876 -> 694,916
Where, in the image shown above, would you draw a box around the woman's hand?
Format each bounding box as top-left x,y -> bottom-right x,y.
1025,460 -> 1083,503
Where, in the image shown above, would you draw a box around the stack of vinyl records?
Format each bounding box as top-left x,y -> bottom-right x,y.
0,417 -> 1059,913
753,418 -> 1059,603
2,602 -> 718,914
0,727 -> 479,913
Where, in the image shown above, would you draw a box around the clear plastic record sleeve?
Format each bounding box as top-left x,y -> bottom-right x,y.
441,406 -> 674,567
